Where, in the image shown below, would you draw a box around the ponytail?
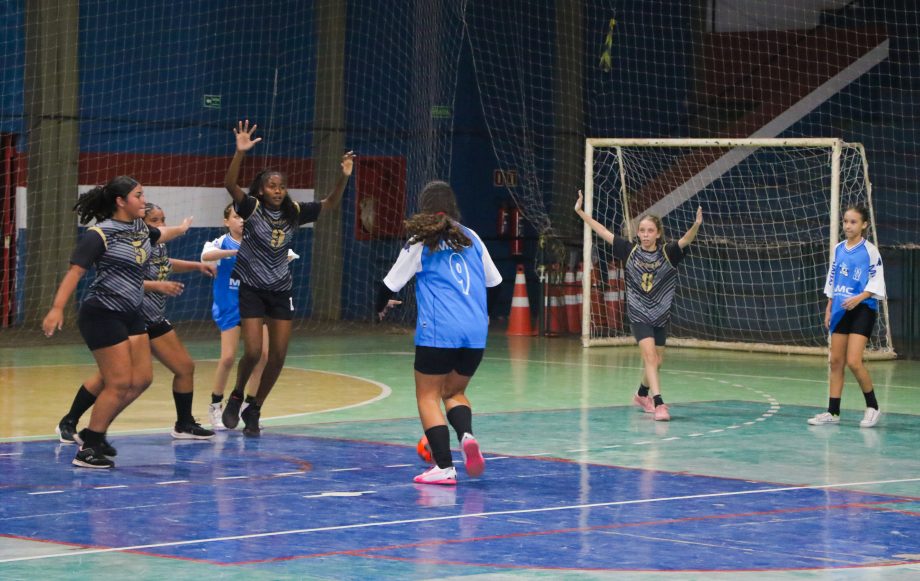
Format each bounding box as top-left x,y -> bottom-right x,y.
404,181 -> 471,251
73,176 -> 139,225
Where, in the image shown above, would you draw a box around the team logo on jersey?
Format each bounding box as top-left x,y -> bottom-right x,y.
853,267 -> 862,282
839,263 -> 849,277
270,228 -> 286,248
132,239 -> 148,264
156,259 -> 170,281
449,253 -> 471,295
641,272 -> 654,292
834,284 -> 854,295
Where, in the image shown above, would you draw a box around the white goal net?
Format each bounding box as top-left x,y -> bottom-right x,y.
582,138 -> 894,358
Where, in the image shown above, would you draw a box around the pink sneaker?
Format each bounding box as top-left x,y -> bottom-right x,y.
413,465 -> 457,486
461,433 -> 485,477
633,394 -> 654,413
654,404 -> 670,421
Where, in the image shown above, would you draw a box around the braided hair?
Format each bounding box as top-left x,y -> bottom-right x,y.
404,180 -> 471,252
72,176 -> 139,225
249,169 -> 299,227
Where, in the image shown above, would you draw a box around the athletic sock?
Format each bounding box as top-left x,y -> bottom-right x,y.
424,425 -> 453,469
79,428 -> 104,448
653,394 -> 664,407
173,391 -> 194,424
863,390 -> 878,410
446,406 -> 473,443
828,397 -> 841,416
210,393 -> 223,405
66,385 -> 97,422
637,384 -> 650,397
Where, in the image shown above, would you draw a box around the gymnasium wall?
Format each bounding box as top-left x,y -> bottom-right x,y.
0,1 -> 917,352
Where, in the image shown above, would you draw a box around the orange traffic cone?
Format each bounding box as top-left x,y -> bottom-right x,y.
507,265 -> 536,336
590,261 -> 608,329
605,261 -> 624,330
544,264 -> 565,337
564,266 -> 580,334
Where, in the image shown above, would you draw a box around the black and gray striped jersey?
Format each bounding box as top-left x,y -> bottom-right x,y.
611,238 -> 687,327
141,242 -> 171,325
70,218 -> 160,313
232,195 -> 321,291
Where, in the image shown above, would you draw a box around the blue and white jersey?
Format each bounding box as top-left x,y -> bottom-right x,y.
823,238 -> 886,333
202,234 -> 242,326
383,225 -> 502,348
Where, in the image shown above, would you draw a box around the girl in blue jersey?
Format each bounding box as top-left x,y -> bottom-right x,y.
575,191 -> 702,421
200,203 -> 273,430
809,206 -> 886,428
42,177 -> 191,468
377,181 -> 502,485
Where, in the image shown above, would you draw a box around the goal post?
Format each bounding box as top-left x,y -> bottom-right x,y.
581,138 -> 895,359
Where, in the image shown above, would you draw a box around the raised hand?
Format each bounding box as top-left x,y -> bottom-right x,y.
341,151 -> 356,177
233,120 -> 262,153
574,190 -> 584,213
695,206 -> 703,225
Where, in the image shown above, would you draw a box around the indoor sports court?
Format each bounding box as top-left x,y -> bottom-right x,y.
1,333 -> 918,578
2,0 -> 919,579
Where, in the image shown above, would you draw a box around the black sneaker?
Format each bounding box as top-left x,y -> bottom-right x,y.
56,417 -> 77,443
73,430 -> 117,457
172,419 -> 216,440
73,446 -> 114,469
222,392 -> 244,429
241,404 -> 261,437
99,439 -> 118,457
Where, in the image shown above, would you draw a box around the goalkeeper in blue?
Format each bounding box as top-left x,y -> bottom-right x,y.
809,206 -> 886,428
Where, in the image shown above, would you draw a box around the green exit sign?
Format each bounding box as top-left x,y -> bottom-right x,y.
431,105 -> 452,119
203,94 -> 222,109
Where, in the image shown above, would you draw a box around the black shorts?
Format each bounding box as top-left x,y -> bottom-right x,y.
832,303 -> 877,338
239,283 -> 294,321
78,303 -> 147,351
414,346 -> 485,376
631,322 -> 667,347
146,319 -> 174,340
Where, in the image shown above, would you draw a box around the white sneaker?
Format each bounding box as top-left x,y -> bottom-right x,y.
413,465 -> 457,486
208,402 -> 225,431
807,412 -> 840,425
859,407 -> 881,428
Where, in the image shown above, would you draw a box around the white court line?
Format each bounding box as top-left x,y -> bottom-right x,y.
26,491 -> 63,496
0,452 -> 23,456
2,476 -> 916,564
93,485 -> 127,490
